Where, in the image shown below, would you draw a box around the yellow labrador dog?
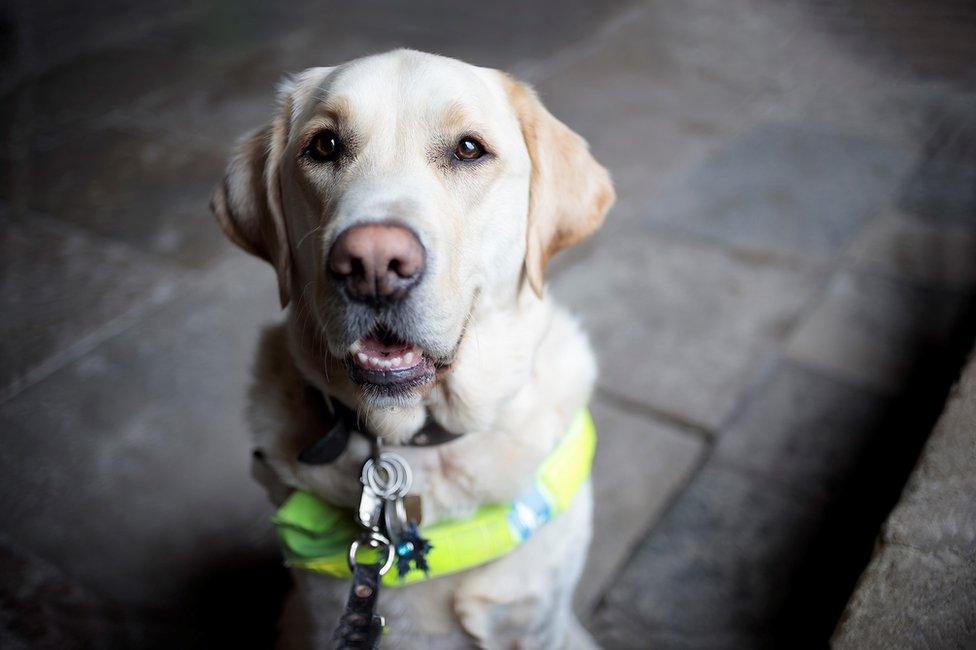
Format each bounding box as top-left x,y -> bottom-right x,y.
213,49 -> 613,648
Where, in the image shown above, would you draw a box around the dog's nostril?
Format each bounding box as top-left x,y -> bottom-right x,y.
349,257 -> 366,278
388,258 -> 411,278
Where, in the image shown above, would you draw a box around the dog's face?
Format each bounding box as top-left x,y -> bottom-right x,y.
213,50 -> 613,410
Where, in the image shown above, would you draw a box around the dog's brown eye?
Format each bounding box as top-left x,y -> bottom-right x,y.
306,130 -> 341,162
454,137 -> 484,161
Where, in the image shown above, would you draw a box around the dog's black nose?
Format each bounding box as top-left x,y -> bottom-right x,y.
328,224 -> 425,303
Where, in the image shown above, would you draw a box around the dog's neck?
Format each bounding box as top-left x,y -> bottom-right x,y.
284,290 -> 553,443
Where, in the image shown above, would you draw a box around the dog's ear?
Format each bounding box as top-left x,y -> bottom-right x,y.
210,85 -> 295,308
505,77 -> 615,298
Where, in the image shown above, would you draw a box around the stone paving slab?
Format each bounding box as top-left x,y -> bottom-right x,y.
0,255 -> 281,615
713,360 -> 889,500
898,108 -> 976,226
576,399 -> 704,615
740,4 -> 951,150
1,30 -> 222,143
844,210 -> 976,288
551,227 -> 824,431
640,124 -> 913,258
1,126 -> 231,268
591,461 -> 826,648
786,269 -> 969,394
0,213 -> 181,399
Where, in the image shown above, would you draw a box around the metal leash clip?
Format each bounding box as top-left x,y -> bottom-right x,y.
349,450 -> 412,575
336,448 -> 416,648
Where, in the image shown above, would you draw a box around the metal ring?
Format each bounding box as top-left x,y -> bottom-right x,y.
384,495 -> 409,539
361,452 -> 413,499
347,531 -> 395,576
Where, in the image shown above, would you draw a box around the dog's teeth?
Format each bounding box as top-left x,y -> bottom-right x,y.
380,359 -> 392,368
390,356 -> 402,367
404,351 -> 414,363
369,356 -> 381,366
349,340 -> 363,354
357,352 -> 368,362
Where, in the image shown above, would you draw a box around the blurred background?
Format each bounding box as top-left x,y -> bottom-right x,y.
1,1 -> 975,648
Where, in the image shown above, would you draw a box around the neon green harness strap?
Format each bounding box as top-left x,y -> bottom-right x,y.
273,409 -> 596,586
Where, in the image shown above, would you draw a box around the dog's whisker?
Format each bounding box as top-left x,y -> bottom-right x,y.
296,224 -> 324,251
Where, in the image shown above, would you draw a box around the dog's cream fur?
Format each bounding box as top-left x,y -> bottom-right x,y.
212,50 -> 614,648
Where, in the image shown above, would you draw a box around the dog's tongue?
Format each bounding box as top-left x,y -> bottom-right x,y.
359,335 -> 412,358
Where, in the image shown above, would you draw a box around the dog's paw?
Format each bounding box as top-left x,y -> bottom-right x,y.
454,576 -> 559,650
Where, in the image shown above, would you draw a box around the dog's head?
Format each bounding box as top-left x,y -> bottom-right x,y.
212,50 -> 613,410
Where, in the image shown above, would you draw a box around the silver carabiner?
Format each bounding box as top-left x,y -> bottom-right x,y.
347,530 -> 395,576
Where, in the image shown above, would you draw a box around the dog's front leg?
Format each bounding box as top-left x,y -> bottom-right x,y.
454,484 -> 597,650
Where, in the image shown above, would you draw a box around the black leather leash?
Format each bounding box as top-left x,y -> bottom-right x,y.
332,563 -> 385,649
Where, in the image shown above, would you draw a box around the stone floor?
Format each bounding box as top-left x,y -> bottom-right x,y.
1,1 -> 974,648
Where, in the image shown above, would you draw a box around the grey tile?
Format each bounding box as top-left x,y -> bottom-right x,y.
786,270 -> 969,394
0,215 -> 181,397
641,124 -> 913,258
529,0 -> 931,241
1,29 -> 226,138
832,545 -> 976,650
0,255 -> 282,611
551,228 -> 824,430
713,360 -> 889,499
591,463 -> 825,648
575,398 -> 704,615
844,210 -> 976,288
898,107 -> 976,226
881,353 -> 976,554
2,127 -> 231,268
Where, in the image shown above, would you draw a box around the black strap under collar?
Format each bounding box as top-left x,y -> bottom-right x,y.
298,399 -> 464,466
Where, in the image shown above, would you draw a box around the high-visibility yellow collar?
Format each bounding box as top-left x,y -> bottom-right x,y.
273,409 -> 596,586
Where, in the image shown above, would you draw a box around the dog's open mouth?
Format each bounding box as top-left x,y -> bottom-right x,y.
345,328 -> 435,389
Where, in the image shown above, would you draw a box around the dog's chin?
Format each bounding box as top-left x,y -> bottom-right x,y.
343,333 -> 439,407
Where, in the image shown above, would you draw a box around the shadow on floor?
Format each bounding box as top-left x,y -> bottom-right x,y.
163,556 -> 292,648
